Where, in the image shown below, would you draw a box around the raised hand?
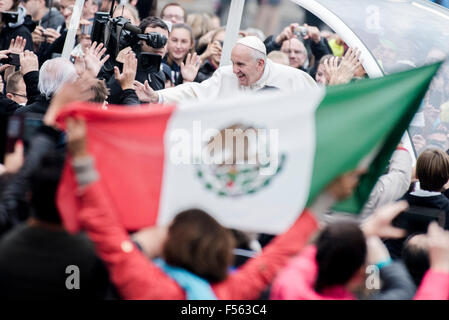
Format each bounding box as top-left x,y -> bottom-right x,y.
326,48 -> 362,85
44,74 -> 97,127
0,50 -> 10,73
427,222 -> 449,272
181,52 -> 201,82
303,24 -> 322,43
275,23 -> 299,44
361,201 -> 408,239
114,51 -> 137,90
9,36 -> 27,54
325,168 -> 366,201
83,41 -> 110,77
43,28 -> 61,44
3,140 -> 24,174
32,26 -> 45,46
133,80 -> 159,103
19,50 -> 39,75
200,40 -> 222,61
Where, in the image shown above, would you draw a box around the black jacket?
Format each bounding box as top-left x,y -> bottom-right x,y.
385,191 -> 449,259
0,9 -> 34,51
102,61 -> 165,105
196,60 -> 217,83
0,71 -> 42,115
0,223 -> 111,299
0,126 -> 62,237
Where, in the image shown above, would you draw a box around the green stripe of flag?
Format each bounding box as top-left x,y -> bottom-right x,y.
306,62 -> 442,213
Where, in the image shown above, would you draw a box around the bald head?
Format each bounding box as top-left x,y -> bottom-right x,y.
231,43 -> 266,87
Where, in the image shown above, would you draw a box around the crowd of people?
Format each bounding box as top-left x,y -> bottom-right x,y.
0,0 -> 449,300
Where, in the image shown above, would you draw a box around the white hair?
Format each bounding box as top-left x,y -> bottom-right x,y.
251,48 -> 266,63
38,58 -> 77,99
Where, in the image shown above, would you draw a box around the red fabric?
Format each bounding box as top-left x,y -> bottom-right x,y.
56,102 -> 176,232
270,245 -> 356,300
77,180 -> 319,300
414,269 -> 449,300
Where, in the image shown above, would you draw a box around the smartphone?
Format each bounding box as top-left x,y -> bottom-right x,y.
392,205 -> 446,234
5,115 -> 23,154
5,114 -> 43,154
0,53 -> 20,67
1,11 -> 19,25
138,52 -> 162,74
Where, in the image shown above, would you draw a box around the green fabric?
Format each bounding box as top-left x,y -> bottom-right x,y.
306,62 -> 441,213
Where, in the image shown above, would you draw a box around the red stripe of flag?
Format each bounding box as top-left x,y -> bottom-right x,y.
56,102 -> 176,232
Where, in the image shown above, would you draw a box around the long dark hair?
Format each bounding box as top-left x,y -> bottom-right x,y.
163,209 -> 235,283
314,221 -> 367,293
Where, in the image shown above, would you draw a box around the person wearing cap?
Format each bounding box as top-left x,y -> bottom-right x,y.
134,35 -> 318,105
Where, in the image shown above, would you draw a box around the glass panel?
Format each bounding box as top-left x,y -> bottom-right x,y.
296,0 -> 449,155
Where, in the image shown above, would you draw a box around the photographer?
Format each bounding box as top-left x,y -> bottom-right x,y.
0,50 -> 40,115
0,0 -> 34,51
264,23 -> 332,77
23,0 -> 65,52
102,17 -> 168,104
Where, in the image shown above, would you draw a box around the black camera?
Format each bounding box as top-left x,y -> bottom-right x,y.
0,53 -> 20,67
138,33 -> 167,49
91,11 -> 167,61
1,11 -> 19,25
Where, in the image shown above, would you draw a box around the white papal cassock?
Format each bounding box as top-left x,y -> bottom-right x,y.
158,59 -> 318,104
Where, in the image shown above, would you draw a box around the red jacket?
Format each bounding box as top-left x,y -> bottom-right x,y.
77,180 -> 319,300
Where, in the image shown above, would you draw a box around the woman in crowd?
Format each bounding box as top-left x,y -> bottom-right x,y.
0,0 -> 33,51
163,23 -> 201,86
196,27 -> 225,82
270,207 -> 449,300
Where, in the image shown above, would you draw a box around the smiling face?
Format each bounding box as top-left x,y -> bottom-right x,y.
281,38 -> 307,69
231,44 -> 265,87
59,0 -> 75,26
167,27 -> 193,63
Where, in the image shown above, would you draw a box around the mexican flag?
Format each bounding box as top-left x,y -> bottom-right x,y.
56,63 -> 440,234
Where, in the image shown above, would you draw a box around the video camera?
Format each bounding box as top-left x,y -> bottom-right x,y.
1,11 -> 19,25
91,1 -> 167,72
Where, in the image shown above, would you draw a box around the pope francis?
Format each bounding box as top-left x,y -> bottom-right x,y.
134,36 -> 318,104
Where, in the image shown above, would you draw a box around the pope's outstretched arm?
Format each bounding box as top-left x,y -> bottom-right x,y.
134,68 -> 224,105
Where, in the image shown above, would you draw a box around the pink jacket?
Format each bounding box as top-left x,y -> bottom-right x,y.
270,246 -> 356,300
77,180 -> 319,300
271,245 -> 449,300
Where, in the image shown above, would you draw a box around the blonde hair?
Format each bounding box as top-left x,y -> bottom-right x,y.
267,51 -> 289,66
186,13 -> 212,40
113,4 -> 140,25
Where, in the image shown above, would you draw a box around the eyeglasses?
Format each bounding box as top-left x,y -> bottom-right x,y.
8,92 -> 27,98
162,14 -> 184,21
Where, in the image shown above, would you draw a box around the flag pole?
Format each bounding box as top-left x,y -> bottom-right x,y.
220,0 -> 245,67
61,0 -> 85,59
